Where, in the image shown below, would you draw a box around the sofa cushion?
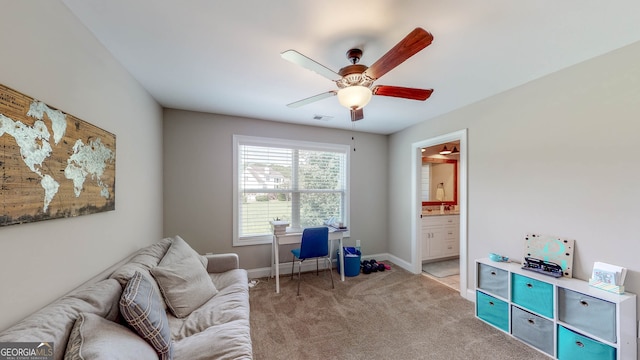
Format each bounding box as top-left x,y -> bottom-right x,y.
161,236 -> 207,269
0,279 -> 122,360
168,269 -> 249,340
64,312 -> 158,360
109,238 -> 174,309
151,257 -> 217,319
120,271 -> 173,360
173,320 -> 253,360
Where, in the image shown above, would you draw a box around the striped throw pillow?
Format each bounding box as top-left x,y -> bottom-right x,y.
119,271 -> 173,360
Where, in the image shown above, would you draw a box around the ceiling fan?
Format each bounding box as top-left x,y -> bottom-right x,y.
281,27 -> 434,122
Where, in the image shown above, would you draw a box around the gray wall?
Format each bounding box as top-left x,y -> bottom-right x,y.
389,40 -> 640,298
0,2 -> 163,330
163,110 -> 388,270
3,0 -> 638,334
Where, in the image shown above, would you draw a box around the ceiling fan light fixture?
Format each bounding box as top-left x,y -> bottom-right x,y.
451,146 -> 459,154
337,86 -> 372,110
439,145 -> 452,155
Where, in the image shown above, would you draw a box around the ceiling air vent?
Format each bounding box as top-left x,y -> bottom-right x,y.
312,115 -> 333,121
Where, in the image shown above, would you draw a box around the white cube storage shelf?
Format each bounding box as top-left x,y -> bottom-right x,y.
475,258 -> 637,360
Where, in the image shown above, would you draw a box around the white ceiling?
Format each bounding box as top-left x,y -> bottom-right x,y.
61,0 -> 640,135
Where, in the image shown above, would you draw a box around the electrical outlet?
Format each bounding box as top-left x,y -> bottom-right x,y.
355,240 -> 361,247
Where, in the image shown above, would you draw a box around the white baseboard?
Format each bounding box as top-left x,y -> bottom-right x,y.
247,267 -> 274,279
247,252 -> 408,279
247,258 -> 340,280
466,289 -> 476,302
380,253 -> 415,273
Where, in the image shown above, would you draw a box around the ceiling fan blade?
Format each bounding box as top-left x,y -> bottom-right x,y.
286,91 -> 336,108
281,50 -> 341,81
350,108 -> 364,122
364,27 -> 433,81
372,85 -> 433,101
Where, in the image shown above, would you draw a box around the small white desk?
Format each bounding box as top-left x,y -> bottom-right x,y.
271,230 -> 345,293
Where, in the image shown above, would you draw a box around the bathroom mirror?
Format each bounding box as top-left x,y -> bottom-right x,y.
421,158 -> 458,206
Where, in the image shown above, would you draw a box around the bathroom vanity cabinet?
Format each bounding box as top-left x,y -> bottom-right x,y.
421,214 -> 459,260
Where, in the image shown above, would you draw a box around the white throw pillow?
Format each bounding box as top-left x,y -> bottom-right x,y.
166,236 -> 208,269
150,239 -> 218,318
64,312 -> 158,360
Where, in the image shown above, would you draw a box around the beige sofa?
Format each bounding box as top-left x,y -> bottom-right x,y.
0,236 -> 253,359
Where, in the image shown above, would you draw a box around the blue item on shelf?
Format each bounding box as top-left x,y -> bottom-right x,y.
489,253 -> 509,262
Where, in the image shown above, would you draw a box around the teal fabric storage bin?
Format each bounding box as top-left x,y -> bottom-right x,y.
558,326 -> 616,360
511,273 -> 553,318
476,291 -> 509,332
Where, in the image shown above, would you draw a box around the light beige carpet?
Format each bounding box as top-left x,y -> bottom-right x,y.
249,264 -> 548,360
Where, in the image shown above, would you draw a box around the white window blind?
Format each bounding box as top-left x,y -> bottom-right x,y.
233,135 -> 349,245
421,163 -> 430,201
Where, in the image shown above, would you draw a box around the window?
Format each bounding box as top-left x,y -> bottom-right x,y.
421,163 -> 430,201
233,135 -> 349,246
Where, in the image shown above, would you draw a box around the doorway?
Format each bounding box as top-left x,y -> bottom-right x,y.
411,129 -> 469,299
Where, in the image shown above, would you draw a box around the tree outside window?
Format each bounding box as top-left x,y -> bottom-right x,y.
233,135 -> 349,246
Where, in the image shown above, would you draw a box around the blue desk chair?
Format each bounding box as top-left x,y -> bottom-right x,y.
290,226 -> 334,296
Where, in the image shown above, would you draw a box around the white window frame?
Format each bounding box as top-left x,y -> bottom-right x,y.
232,134 -> 350,246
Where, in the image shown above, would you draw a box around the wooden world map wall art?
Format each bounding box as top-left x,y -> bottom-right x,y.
0,84 -> 116,226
